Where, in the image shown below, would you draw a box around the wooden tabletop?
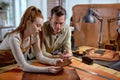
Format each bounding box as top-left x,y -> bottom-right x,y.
0,57 -> 120,80
76,46 -> 120,76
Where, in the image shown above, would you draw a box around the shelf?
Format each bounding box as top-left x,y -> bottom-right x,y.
0,10 -> 7,13
0,26 -> 15,29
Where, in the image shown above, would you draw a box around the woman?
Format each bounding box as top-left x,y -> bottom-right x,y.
0,6 -> 63,74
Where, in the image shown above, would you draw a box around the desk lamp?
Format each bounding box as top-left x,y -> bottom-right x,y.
82,8 -> 103,48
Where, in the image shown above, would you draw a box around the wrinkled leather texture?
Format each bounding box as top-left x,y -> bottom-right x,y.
22,68 -> 80,80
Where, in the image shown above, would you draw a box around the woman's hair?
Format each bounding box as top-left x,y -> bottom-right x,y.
9,6 -> 44,48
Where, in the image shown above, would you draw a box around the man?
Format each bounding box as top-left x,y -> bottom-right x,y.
42,6 -> 72,59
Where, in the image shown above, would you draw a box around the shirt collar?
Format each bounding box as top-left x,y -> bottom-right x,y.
49,21 -> 63,35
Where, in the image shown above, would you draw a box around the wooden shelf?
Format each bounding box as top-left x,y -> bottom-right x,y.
0,26 -> 15,29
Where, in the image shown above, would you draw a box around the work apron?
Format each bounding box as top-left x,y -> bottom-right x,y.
0,50 -> 15,67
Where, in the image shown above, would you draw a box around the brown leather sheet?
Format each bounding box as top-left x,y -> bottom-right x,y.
0,59 -> 120,80
22,68 -> 80,80
70,59 -> 120,80
84,48 -> 119,61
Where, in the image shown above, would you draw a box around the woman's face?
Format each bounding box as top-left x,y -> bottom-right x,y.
28,17 -> 44,35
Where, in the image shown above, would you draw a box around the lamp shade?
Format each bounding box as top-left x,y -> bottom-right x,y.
82,8 -> 103,48
82,8 -> 95,23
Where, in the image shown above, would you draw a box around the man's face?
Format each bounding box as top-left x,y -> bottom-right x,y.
49,14 -> 66,34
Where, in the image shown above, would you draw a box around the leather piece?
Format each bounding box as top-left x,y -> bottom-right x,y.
84,48 -> 119,61
22,68 -> 80,80
82,56 -> 93,65
55,58 -> 72,67
71,59 -> 120,80
0,58 -> 120,80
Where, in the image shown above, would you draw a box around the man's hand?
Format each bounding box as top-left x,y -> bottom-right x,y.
60,49 -> 73,59
55,58 -> 72,67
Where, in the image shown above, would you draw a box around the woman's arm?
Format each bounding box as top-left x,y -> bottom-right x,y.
32,35 -> 58,65
42,43 -> 54,57
9,35 -> 49,73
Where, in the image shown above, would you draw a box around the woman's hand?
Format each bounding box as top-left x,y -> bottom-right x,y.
48,66 -> 63,74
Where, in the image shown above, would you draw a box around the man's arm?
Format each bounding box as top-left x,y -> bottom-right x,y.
62,27 -> 73,59
63,27 -> 72,50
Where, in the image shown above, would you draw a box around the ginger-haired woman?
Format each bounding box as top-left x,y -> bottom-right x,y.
0,6 -> 63,74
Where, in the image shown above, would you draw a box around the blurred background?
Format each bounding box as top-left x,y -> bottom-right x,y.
0,0 -> 120,49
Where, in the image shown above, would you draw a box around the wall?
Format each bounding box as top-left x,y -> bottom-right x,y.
65,0 -> 120,25
14,0 -> 47,26
12,0 -> 120,27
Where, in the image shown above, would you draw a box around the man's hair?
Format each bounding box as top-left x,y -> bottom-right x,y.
51,6 -> 66,17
